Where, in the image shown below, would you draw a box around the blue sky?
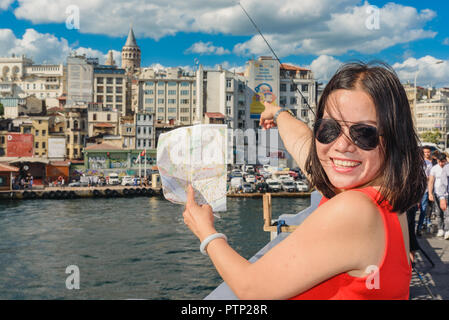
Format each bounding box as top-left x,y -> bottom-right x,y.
0,0 -> 448,86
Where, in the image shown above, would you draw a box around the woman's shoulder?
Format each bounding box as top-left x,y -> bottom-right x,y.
317,187 -> 382,227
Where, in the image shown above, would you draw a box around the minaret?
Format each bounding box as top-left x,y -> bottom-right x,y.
105,50 -> 116,66
121,26 -> 141,73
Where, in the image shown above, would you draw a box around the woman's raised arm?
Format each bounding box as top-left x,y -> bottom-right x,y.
259,101 -> 313,177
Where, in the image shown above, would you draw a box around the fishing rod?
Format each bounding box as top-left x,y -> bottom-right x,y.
238,1 -> 316,119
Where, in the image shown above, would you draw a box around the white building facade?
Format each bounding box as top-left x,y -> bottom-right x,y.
0,56 -> 64,108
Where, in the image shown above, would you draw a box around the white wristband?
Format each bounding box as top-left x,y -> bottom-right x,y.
200,233 -> 227,256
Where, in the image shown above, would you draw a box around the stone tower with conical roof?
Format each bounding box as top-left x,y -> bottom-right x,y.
121,27 -> 141,72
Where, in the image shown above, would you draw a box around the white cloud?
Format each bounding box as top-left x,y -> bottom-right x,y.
232,2 -> 437,57
309,55 -> 343,83
185,41 -> 230,55
443,38 -> 449,46
309,54 -> 449,87
0,0 -> 14,10
0,28 -> 121,66
9,0 -> 437,57
392,55 -> 449,87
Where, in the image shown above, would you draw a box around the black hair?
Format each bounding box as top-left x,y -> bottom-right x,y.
437,153 -> 447,161
305,61 -> 426,213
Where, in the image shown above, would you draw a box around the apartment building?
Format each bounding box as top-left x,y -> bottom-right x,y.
135,112 -> 154,149
87,103 -> 120,137
415,91 -> 449,143
93,64 -> 127,117
137,67 -> 196,126
66,55 -> 95,107
64,106 -> 88,160
0,55 -> 64,108
31,116 -> 50,157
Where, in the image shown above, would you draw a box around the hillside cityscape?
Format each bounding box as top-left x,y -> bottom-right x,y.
0,27 -> 448,189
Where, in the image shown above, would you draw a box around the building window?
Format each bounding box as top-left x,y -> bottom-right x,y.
107,114 -> 111,121
180,90 -> 189,95
301,84 -> 309,92
226,95 -> 232,102
158,98 -> 164,104
168,108 -> 176,113
181,82 -> 189,87
290,84 -> 297,91
35,130 -> 39,136
280,83 -> 287,92
290,97 -> 297,105
116,78 -> 123,85
97,77 -> 104,84
93,114 -> 97,121
107,78 -> 113,85
168,99 -> 176,104
35,142 -> 39,148
226,79 -> 232,88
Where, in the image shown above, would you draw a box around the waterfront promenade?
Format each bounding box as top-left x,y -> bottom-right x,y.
410,233 -> 449,300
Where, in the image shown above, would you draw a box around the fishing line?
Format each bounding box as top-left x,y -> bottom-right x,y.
238,1 -> 316,118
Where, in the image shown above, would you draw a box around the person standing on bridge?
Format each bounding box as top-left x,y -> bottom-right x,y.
182,62 -> 426,300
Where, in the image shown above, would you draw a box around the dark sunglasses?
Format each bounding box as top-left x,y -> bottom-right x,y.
314,118 -> 380,151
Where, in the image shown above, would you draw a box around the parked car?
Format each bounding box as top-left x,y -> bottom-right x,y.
108,173 -> 120,185
68,181 -> 81,187
231,170 -> 243,178
230,177 -> 244,191
266,179 -> 281,192
281,180 -> 296,192
255,182 -> 268,193
242,183 -> 253,193
121,176 -> 134,186
245,174 -> 256,183
295,181 -> 309,192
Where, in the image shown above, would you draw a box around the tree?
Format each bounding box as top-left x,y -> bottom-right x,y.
421,130 -> 442,144
0,103 -> 3,117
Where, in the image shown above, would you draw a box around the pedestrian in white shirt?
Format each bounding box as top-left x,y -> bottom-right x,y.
428,153 -> 449,239
417,146 -> 433,236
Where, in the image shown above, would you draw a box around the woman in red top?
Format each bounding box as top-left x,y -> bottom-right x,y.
182,62 -> 426,300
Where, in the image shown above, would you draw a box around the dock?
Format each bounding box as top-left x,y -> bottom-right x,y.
227,191 -> 311,198
0,185 -> 163,200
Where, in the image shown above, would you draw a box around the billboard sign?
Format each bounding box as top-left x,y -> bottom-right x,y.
6,133 -> 33,157
48,137 -> 66,159
247,59 -> 280,119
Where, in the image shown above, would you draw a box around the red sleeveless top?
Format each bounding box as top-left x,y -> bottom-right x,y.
289,187 -> 412,300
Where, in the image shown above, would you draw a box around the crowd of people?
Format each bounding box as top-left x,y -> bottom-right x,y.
11,173 -> 33,190
415,146 -> 449,240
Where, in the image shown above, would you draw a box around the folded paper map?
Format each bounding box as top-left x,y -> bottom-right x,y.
156,124 -> 227,211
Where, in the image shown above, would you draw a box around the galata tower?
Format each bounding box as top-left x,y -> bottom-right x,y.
121,27 -> 141,73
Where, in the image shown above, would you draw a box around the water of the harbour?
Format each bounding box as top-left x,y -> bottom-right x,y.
0,195 -> 310,300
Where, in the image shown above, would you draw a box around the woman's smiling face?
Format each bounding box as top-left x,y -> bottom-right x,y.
316,88 -> 384,192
